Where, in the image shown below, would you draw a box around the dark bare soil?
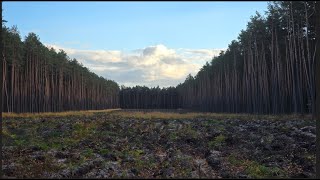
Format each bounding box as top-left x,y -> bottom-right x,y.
2,111 -> 315,178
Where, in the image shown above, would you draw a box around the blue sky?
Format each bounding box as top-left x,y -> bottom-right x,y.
3,1 -> 269,87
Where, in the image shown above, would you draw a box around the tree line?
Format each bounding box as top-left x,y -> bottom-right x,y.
119,86 -> 180,109
119,1 -> 317,115
2,26 -> 119,113
176,1 -> 317,115
2,1 -> 317,115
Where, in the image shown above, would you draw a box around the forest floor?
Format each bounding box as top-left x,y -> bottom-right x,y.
2,109 -> 316,178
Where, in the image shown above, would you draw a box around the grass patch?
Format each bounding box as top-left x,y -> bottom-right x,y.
2,127 -> 13,137
31,138 -> 65,150
227,154 -> 285,178
181,125 -> 198,139
72,122 -> 97,140
169,132 -> 179,140
82,148 -> 94,158
128,149 -> 144,158
112,110 -> 312,121
246,161 -> 285,178
3,109 -> 312,121
99,148 -> 111,155
113,111 -> 199,119
2,109 -> 121,118
14,138 -> 28,147
208,134 -> 226,149
62,137 -> 79,147
35,141 -> 50,150
228,154 -> 243,166
206,119 -> 221,125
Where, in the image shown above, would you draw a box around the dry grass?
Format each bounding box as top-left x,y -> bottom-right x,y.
2,109 -> 121,118
113,111 -> 202,120
112,110 -> 313,121
2,108 -> 312,121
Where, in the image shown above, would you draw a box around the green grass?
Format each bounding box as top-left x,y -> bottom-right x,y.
72,122 -> 97,140
99,148 -> 111,156
205,119 -> 224,125
169,132 -> 179,140
208,134 -> 226,149
82,148 -> 94,158
181,125 -> 198,139
245,161 -> 285,178
128,149 -> 144,158
14,139 -> 28,147
35,141 -> 50,150
227,154 -> 285,178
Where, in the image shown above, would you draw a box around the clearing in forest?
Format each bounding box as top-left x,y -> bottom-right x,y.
2,110 -> 315,178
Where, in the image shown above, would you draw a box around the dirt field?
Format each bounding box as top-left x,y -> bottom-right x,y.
2,110 -> 316,178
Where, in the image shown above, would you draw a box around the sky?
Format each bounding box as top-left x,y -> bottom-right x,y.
3,1 -> 269,88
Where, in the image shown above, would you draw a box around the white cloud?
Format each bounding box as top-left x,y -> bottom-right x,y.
89,66 -> 121,72
45,44 -> 122,63
46,43 -> 225,88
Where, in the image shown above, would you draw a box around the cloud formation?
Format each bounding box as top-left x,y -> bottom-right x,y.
46,44 -> 225,88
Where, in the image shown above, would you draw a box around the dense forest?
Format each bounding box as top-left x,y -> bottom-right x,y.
2,26 -> 119,113
119,86 -> 180,109
2,1 -> 318,115
120,1 -> 317,115
176,1 -> 317,114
